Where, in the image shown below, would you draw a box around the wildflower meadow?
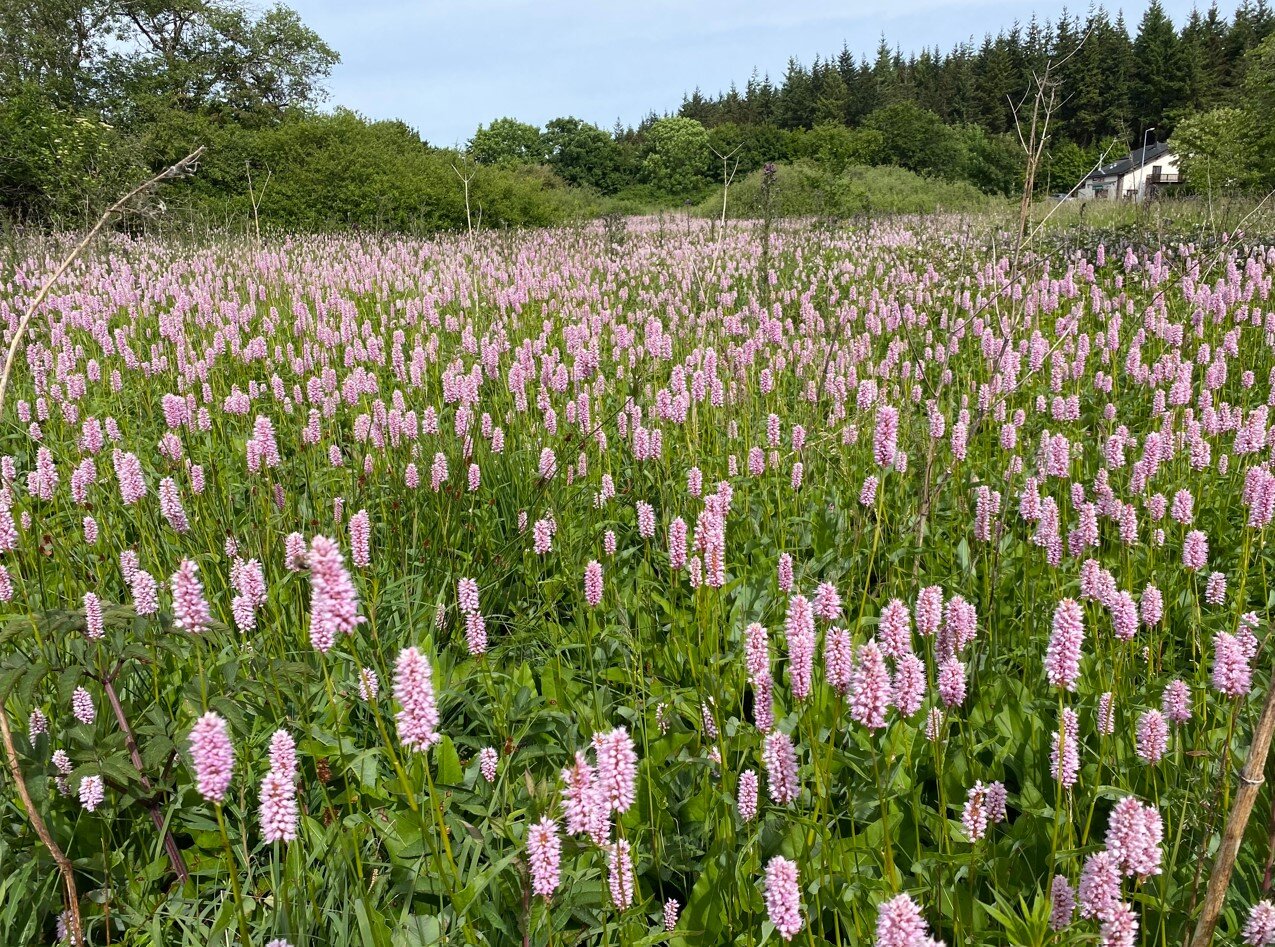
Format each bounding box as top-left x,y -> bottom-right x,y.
2,214 -> 1275,947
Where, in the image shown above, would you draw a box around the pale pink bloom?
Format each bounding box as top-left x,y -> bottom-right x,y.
892,654 -> 926,717
259,769 -> 298,842
130,570 -> 159,616
915,586 -> 943,637
308,535 -> 363,652
1162,680 -> 1191,723
1244,901 -> 1275,945
465,612 -> 487,656
850,640 -> 891,729
348,509 -> 372,568
764,856 -> 803,941
1213,631 -> 1253,697
170,559 -> 212,634
607,838 -> 635,910
393,647 -> 440,752
824,628 -> 853,695
479,747 -> 498,783
962,781 -> 989,841
527,816 -> 561,898
1098,692 -> 1116,735
878,599 -> 913,657
357,667 -> 379,701
745,622 -> 771,685
937,657 -> 966,708
79,774 -> 104,812
876,892 -> 939,947
785,594 -> 816,701
72,687 -> 95,725
28,708 -> 47,741
1051,707 -> 1079,788
762,730 -> 799,805
1045,599 -> 1084,690
1183,529 -> 1208,571
593,726 -> 638,813
1135,710 -> 1169,764
189,712 -> 234,803
1050,875 -> 1075,930
584,560 -> 604,608
1105,796 -> 1163,878
737,769 -> 760,821
83,592 -> 104,640
1079,850 -> 1121,920
561,751 -> 608,843
268,729 -> 297,781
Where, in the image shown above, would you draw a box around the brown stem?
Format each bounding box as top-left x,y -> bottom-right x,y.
1190,684 -> 1275,946
101,679 -> 188,882
0,703 -> 81,939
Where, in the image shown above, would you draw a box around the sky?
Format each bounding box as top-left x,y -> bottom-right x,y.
288,0 -> 1204,147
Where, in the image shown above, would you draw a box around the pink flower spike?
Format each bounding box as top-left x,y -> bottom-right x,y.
189,712 -> 234,804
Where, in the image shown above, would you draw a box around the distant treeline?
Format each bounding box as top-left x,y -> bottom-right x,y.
469,2 -> 1275,212
3,0 -> 1274,232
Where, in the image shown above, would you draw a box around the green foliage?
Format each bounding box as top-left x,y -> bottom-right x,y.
469,118 -> 547,166
1243,30 -> 1275,184
1172,107 -> 1261,190
542,117 -> 629,193
1042,140 -> 1103,195
168,111 -> 591,232
0,84 -> 144,222
788,123 -> 885,174
698,161 -> 993,219
1172,30 -> 1275,192
676,2 -> 1274,191
99,1 -> 339,125
640,117 -> 712,198
950,125 -> 1024,195
706,122 -> 791,176
6,214 -> 1275,944
9,0 -> 1275,228
863,103 -> 964,179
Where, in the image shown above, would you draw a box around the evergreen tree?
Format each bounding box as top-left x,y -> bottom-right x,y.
872,37 -> 899,106
1131,0 -> 1188,134
776,58 -> 815,130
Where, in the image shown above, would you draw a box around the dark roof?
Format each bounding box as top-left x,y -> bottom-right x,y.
1085,141 -> 1172,181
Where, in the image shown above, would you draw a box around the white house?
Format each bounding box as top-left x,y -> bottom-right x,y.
1077,141 -> 1180,202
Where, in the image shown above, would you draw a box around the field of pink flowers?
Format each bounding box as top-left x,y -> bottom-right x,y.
1,216 -> 1274,946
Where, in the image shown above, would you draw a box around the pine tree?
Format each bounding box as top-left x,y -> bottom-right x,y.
873,37 -> 899,107
776,58 -> 815,130
845,58 -> 877,124
1131,0 -> 1188,134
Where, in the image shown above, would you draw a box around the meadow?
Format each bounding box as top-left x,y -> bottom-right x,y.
1,210 -> 1274,947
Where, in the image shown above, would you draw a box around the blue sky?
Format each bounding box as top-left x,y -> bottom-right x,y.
289,0 -> 1203,147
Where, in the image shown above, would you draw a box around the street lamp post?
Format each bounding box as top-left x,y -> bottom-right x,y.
1140,127 -> 1157,202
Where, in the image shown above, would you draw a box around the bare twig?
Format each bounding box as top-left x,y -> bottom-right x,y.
452,160 -> 477,236
245,161 -> 272,249
1190,673 -> 1275,946
102,678 -> 189,882
0,145 -> 204,947
710,142 -> 742,235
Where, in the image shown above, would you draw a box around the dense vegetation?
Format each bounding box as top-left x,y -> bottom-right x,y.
0,0 -> 585,230
3,208 -> 1275,946
5,1 -> 1275,232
